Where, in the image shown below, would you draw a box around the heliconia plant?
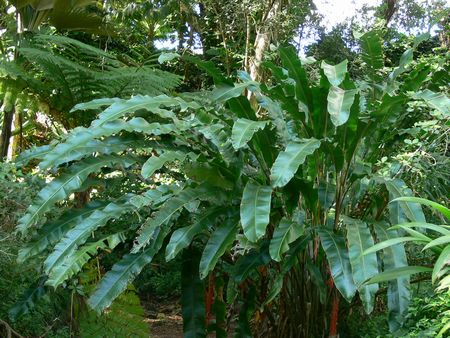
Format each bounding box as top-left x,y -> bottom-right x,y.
15,29 -> 450,337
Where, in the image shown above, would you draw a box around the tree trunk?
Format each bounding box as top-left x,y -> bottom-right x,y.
249,0 -> 280,81
0,108 -> 14,160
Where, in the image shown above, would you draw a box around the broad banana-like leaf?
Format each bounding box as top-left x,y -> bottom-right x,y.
392,197 -> 450,219
39,119 -> 179,169
88,246 -> 159,313
15,144 -> 55,166
232,244 -> 270,283
17,155 -> 135,234
385,179 -> 426,223
133,186 -> 217,252
433,245 -> 450,284
92,94 -> 184,126
374,223 -> 410,332
44,196 -> 141,274
388,48 -> 413,81
40,135 -> 146,169
199,220 -> 238,279
17,201 -> 108,263
269,218 -> 303,262
358,31 -> 383,79
181,249 -> 206,338
321,60 -> 348,87
197,124 -> 235,164
231,118 -> 268,149
165,207 -> 224,261
413,90 -> 450,115
344,217 -> 378,314
270,138 -> 320,188
210,82 -> 257,102
71,97 -> 122,112
327,86 -> 357,127
240,182 -> 272,242
318,228 -> 357,302
141,150 -> 193,179
365,266 -> 432,285
279,45 -> 312,110
46,233 -> 126,288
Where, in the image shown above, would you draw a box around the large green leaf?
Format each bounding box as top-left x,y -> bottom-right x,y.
433,245 -> 450,284
44,194 -> 152,274
327,86 -> 357,127
414,90 -> 450,115
270,138 -> 320,188
385,179 -> 426,223
344,217 -> 379,314
133,186 -> 217,252
141,150 -> 193,179
392,197 -> 450,219
269,218 -> 303,262
321,60 -> 348,87
199,220 -> 238,279
181,248 -> 206,338
240,182 -> 272,242
17,201 -> 108,263
231,118 -> 268,149
365,266 -> 432,284
388,48 -> 413,82
17,155 -> 135,234
358,31 -> 383,79
46,233 -> 126,288
165,207 -> 224,261
232,244 -> 270,283
88,246 -> 158,313
210,82 -> 257,102
374,223 -> 410,332
279,45 -> 312,110
318,229 -> 357,302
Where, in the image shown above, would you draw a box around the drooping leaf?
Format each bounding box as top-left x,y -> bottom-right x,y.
181,248 -> 206,338
46,233 -> 126,288
165,207 -> 224,261
327,86 -> 357,127
232,243 -> 270,283
17,155 -> 136,234
270,138 -> 320,188
133,186 -> 218,252
433,245 -> 450,284
321,59 -> 348,86
240,182 -> 272,242
358,31 -> 383,79
414,90 -> 450,115
17,201 -> 109,263
365,266 -> 432,284
269,218 -> 303,262
344,217 -> 379,314
44,195 -> 148,274
391,197 -> 450,219
374,223 -> 410,332
318,228 -> 357,302
231,118 -> 268,149
199,219 -> 238,279
385,179 -> 426,223
141,150 -> 193,178
389,222 -> 450,236
279,45 -> 312,110
211,82 -> 256,102
88,246 -> 159,313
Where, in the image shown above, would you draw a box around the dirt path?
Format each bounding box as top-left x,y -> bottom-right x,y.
143,299 -> 183,338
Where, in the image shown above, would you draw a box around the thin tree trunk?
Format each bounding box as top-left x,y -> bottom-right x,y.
0,108 -> 14,159
249,0 -> 280,81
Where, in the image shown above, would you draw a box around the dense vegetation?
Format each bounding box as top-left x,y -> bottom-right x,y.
0,0 -> 449,337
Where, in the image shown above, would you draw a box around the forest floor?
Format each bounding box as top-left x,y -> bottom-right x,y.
143,298 -> 183,337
